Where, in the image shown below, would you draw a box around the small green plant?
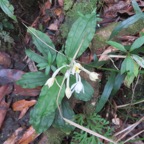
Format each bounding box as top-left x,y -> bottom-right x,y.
71,113 -> 113,144
94,34 -> 144,113
17,11 -> 97,132
107,34 -> 144,87
17,10 -> 116,143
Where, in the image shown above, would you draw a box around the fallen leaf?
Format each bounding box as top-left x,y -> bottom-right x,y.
3,127 -> 24,144
98,46 -> 117,61
12,100 -> 36,119
0,99 -> 10,129
18,126 -> 39,144
0,69 -> 24,85
54,8 -> 63,16
48,23 -> 58,31
40,0 -> 51,16
13,84 -> 41,96
12,99 -> 36,111
0,85 -> 13,102
0,52 -> 11,68
58,0 -> 63,7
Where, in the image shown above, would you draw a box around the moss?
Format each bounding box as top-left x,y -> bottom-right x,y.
60,0 -> 98,39
45,127 -> 66,144
91,19 -> 144,53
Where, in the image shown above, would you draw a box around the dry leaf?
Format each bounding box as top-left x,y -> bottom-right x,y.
3,127 -> 23,144
0,85 -> 12,101
0,52 -> 11,68
58,0 -> 63,7
0,69 -> 24,85
12,100 -> 36,119
0,100 -> 10,129
54,8 -> 63,16
13,84 -> 41,97
98,46 -> 117,61
12,99 -> 36,111
18,126 -> 39,144
40,1 -> 51,16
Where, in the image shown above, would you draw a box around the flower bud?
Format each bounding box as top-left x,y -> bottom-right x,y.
65,87 -> 72,99
45,77 -> 55,88
89,72 -> 99,81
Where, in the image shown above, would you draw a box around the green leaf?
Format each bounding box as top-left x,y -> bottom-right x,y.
27,27 -> 56,57
53,100 -> 75,133
131,0 -> 142,14
65,12 -> 96,58
124,73 -> 135,88
121,56 -> 137,75
107,41 -> 127,52
26,49 -> 47,64
132,54 -> 144,68
56,53 -> 68,73
74,79 -> 94,101
109,13 -> 144,39
0,0 -> 17,21
96,72 -> 116,113
111,73 -> 125,96
130,36 -> 144,51
30,76 -> 65,133
16,72 -> 48,88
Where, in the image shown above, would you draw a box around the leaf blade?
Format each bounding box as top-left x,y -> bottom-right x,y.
107,41 -> 127,52
16,72 -> 48,88
109,13 -> 144,39
65,12 -> 97,58
96,72 -> 116,113
0,0 -> 17,21
130,36 -> 144,51
30,76 -> 65,133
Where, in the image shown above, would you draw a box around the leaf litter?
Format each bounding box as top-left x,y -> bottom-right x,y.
0,0 -> 144,143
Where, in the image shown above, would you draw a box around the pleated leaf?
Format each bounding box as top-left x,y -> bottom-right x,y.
16,72 -> 48,88
30,76 -> 65,133
65,12 -> 96,58
53,100 -> 75,133
27,27 -> 56,58
0,0 -> 17,21
26,49 -> 47,64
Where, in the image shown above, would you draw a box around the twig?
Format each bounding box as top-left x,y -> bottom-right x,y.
123,129 -> 144,143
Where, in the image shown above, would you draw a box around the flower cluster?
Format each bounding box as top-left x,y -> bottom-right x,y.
45,61 -> 99,99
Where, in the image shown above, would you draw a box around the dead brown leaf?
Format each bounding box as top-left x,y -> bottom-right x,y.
102,1 -> 131,18
12,100 -> 36,119
18,126 -> 39,144
0,85 -> 13,102
54,8 -> 63,16
98,46 -> 117,61
0,69 -> 24,85
13,84 -> 41,97
58,0 -> 64,7
0,52 -> 11,68
40,0 -> 51,16
0,99 -> 10,129
3,127 -> 24,144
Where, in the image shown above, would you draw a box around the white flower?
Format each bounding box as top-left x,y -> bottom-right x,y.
75,62 -> 99,82
45,77 -> 55,88
45,65 -> 68,88
71,74 -> 84,94
89,72 -> 99,81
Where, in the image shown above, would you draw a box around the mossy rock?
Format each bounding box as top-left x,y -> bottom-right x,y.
91,19 -> 144,53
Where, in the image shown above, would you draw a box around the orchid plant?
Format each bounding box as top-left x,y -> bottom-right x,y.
17,11 -> 116,144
